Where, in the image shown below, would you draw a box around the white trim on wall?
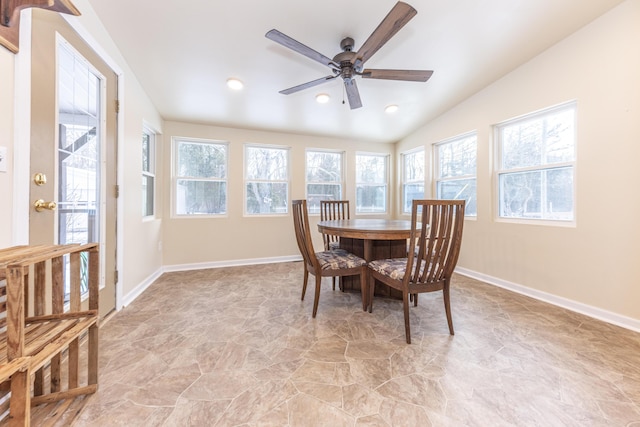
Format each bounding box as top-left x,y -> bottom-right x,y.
163,255 -> 302,273
121,255 -> 302,308
455,267 -> 640,333
13,10 -> 32,245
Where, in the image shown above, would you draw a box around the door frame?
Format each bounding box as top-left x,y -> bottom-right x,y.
13,10 -> 125,310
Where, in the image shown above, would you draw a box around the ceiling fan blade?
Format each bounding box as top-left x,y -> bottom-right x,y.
279,75 -> 337,95
362,69 -> 433,82
354,2 -> 417,69
344,79 -> 362,109
266,29 -> 339,69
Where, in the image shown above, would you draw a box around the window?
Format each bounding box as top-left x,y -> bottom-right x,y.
173,138 -> 227,216
401,148 -> 425,214
245,144 -> 289,215
142,127 -> 155,217
305,150 -> 344,214
434,133 -> 477,216
356,153 -> 388,213
496,102 -> 575,221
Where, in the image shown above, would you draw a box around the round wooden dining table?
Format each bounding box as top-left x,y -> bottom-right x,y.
317,219 -> 412,260
317,219 -> 413,297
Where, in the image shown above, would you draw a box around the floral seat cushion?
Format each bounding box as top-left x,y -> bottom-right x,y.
368,258 -> 427,280
316,249 -> 366,270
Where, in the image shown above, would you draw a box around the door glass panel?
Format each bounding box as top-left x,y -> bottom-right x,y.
57,42 -> 102,296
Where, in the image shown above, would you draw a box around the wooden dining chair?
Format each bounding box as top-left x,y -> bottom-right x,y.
320,200 -> 350,290
292,199 -> 367,317
319,200 -> 350,250
367,200 -> 465,344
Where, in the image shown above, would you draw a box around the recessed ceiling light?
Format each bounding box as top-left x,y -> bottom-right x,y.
385,104 -> 399,114
316,93 -> 330,104
227,78 -> 244,90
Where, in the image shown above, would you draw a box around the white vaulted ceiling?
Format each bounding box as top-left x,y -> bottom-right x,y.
87,0 -> 624,143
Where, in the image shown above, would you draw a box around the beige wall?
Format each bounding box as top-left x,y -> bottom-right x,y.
396,0 -> 640,322
0,48 -> 14,247
161,121 -> 394,266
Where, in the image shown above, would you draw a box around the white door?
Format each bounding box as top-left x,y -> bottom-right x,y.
29,9 -> 117,317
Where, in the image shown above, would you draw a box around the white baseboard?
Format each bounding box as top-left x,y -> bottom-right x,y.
455,267 -> 640,333
121,268 -> 163,308
163,255 -> 302,273
120,255 -> 302,308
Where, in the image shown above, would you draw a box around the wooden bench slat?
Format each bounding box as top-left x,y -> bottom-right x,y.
25,310 -> 98,324
29,317 -> 98,372
24,320 -> 80,358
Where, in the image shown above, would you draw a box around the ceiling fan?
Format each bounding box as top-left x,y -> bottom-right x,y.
265,1 -> 433,110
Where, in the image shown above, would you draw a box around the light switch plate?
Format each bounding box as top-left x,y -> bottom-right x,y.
0,146 -> 7,172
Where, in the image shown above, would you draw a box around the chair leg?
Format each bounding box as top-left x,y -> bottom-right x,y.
368,274 -> 376,313
359,269 -> 368,311
301,266 -> 309,301
403,291 -> 411,344
413,293 -> 418,307
332,277 -> 336,291
312,275 -> 322,318
443,285 -> 454,335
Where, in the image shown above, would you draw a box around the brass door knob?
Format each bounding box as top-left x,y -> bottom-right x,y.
33,173 -> 47,186
34,199 -> 57,212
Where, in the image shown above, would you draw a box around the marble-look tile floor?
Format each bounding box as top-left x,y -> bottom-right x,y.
63,261 -> 640,426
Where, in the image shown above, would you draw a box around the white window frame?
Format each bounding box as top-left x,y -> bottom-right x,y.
305,149 -> 345,215
142,125 -> 156,219
172,137 -> 229,218
401,147 -> 425,214
244,143 -> 290,216
494,101 -> 576,225
434,132 -> 478,217
355,152 -> 389,214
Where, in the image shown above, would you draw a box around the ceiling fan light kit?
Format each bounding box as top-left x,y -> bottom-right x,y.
265,1 -> 432,110
227,78 -> 244,90
385,104 -> 399,114
315,93 -> 330,104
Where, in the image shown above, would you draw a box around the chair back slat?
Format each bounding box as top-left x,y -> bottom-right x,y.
292,200 -> 319,269
409,200 -> 465,285
319,200 -> 350,250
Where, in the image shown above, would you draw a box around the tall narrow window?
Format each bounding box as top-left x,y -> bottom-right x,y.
401,148 -> 425,214
496,102 -> 576,221
245,144 -> 289,215
306,150 -> 344,214
434,133 -> 477,216
142,127 -> 155,217
356,153 -> 388,214
57,40 -> 103,297
173,138 -> 228,216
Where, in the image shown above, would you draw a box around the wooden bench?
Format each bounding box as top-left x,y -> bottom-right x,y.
0,244 -> 100,426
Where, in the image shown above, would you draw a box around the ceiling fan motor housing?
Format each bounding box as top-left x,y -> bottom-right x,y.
340,37 -> 354,52
333,38 -> 358,80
